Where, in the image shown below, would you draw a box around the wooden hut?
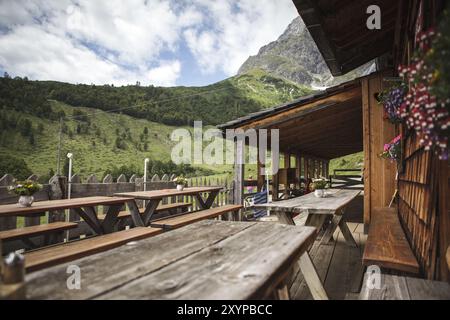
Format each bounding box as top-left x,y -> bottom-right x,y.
219,0 -> 449,282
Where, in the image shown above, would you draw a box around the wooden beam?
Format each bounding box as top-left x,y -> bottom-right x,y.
233,140 -> 245,220
362,78 -> 371,232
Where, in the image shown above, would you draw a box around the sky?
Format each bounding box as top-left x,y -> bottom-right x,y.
0,0 -> 298,87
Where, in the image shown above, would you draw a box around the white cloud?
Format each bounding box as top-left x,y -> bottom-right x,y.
0,0 -> 297,85
183,0 -> 298,76
147,60 -> 181,87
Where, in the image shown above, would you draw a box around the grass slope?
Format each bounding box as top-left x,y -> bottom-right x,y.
0,101 -> 231,180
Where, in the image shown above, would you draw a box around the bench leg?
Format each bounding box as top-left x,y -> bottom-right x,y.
275,283 -> 291,300
298,253 -> 329,300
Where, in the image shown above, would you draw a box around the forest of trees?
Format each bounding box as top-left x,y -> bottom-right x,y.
0,75 -> 263,126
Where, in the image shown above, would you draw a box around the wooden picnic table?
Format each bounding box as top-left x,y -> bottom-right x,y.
25,220 -> 318,300
0,196 -> 134,235
115,186 -> 222,227
253,189 -> 361,247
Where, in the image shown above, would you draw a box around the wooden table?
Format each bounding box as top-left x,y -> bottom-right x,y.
25,220 -> 318,300
254,189 -> 361,247
115,187 -> 222,227
0,196 -> 134,235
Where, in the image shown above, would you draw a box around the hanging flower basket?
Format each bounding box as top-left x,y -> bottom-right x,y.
398,26 -> 450,160
377,84 -> 407,124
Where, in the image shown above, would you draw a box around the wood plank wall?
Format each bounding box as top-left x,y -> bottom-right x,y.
398,132 -> 450,280
362,72 -> 397,231
394,0 -> 450,281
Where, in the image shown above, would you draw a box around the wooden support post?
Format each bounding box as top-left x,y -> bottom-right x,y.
296,154 -> 301,189
304,157 -> 309,180
284,153 -> 291,198
257,151 -> 265,192
233,139 -> 245,220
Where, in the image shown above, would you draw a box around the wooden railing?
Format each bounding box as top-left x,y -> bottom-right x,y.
329,169 -> 363,189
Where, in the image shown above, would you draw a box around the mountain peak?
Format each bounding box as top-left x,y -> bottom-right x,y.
238,16 -> 374,87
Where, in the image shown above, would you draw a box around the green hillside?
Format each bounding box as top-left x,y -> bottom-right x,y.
329,152 -> 364,175
0,70 -> 311,181
0,69 -> 311,127
0,102 -> 222,181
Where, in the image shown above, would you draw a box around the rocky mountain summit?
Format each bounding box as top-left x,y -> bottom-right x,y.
238,16 -> 374,88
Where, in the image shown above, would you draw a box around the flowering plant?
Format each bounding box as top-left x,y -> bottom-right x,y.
311,178 -> 328,190
380,135 -> 402,161
398,26 -> 450,160
173,176 -> 188,186
8,180 -> 42,196
377,84 -> 407,123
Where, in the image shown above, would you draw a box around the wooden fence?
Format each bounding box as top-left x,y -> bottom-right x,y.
0,173 -> 235,234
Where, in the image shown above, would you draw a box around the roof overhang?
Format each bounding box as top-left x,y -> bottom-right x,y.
292,0 -> 401,75
219,79 -> 363,160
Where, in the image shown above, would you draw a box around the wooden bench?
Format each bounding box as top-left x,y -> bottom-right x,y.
24,227 -> 163,273
151,204 -> 243,230
97,202 -> 192,222
363,207 -> 420,275
359,272 -> 450,300
0,222 -> 78,250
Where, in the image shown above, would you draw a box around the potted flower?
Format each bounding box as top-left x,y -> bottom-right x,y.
380,134 -> 402,162
8,180 -> 42,207
173,176 -> 188,191
311,178 -> 328,198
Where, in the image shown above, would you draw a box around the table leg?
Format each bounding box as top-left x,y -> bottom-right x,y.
195,191 -> 219,210
127,198 -> 162,227
320,209 -> 357,247
275,211 -> 295,225
338,218 -> 358,247
74,207 -> 103,235
298,253 -> 329,300
142,199 -> 161,226
126,200 -> 145,227
101,204 -> 123,233
320,215 -> 342,244
305,214 -> 328,231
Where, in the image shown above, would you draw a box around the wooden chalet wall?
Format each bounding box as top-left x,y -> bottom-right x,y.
398,133 -> 448,280
362,72 -> 397,231
395,0 -> 450,281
